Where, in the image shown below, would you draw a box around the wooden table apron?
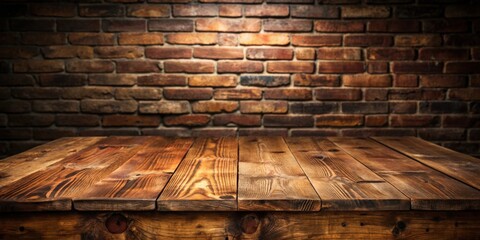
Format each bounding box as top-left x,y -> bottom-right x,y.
0,136 -> 479,239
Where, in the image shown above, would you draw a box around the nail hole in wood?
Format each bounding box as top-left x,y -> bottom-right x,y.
18,226 -> 25,232
328,149 -> 339,152
105,213 -> 128,234
341,222 -> 347,227
241,214 -> 260,234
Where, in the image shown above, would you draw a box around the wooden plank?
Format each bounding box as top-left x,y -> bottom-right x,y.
0,211 -> 479,239
74,137 -> 194,211
0,137 -> 149,212
157,137 -> 238,211
286,137 -> 410,211
238,136 -> 320,211
373,136 -> 480,191
329,137 -> 480,210
0,137 -> 104,188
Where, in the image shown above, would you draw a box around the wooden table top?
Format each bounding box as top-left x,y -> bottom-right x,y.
0,136 -> 479,212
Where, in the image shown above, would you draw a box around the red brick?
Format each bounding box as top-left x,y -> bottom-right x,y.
449,89 -> 480,101
14,60 -> 64,73
164,61 -> 214,73
218,34 -> 238,46
138,74 -> 187,86
118,33 -> 164,45
423,20 -> 470,33
69,33 -> 115,46
192,101 -> 238,113
95,46 -> 143,59
193,47 -> 243,59
0,33 -> 19,45
390,102 -> 416,114
342,6 -> 390,18
0,47 -> 38,59
394,74 -> 418,87
344,35 -> 393,47
79,5 -> 124,17
446,62 -> 480,74
295,48 -> 315,60
392,62 -> 443,73
419,48 -> 469,61
240,101 -> 288,113
264,89 -> 312,100
291,6 -> 338,18
292,74 -> 339,87
21,33 -> 65,46
391,115 -> 438,127
445,34 -> 480,46
315,21 -> 364,33
214,89 -> 262,100
368,20 -> 420,32
267,62 -> 315,73
422,90 -> 446,101
445,5 -> 480,18
189,75 -> 237,87
103,115 -> 160,127
219,5 -> 242,17
57,20 -> 100,32
81,100 -> 137,113
164,88 -> 213,100
146,47 -> 191,59
290,102 -> 337,114
39,74 -> 87,87
11,88 -> 60,99
115,88 -> 162,100
471,75 -> 480,87
166,33 -> 217,45
103,20 -> 146,32
0,75 -> 34,86
62,87 -> 113,99
443,116 -> 480,128
264,20 -> 312,32
43,46 -> 93,59
127,5 -> 170,17
139,101 -> 190,114
89,74 -> 136,86
247,48 -> 293,60
244,5 -> 289,17
213,114 -> 261,126
56,114 -> 99,127
365,115 -> 388,127
31,3 -> 76,17
474,48 -> 480,60
316,115 -> 363,127
343,74 -> 391,87
342,102 -> 388,114
367,48 -> 415,60
318,61 -> 365,74
11,19 -> 54,32
388,89 -> 421,100
317,48 -> 362,60
292,35 -> 341,47
33,129 -> 75,141
33,100 -> 79,113
395,35 -> 442,47
66,60 -> 114,73
173,5 -> 217,16
420,75 -> 467,88
0,100 -> 30,113
315,89 -> 362,101
240,75 -> 289,87
164,115 -> 210,127
149,20 -> 193,32
117,61 -> 160,73
239,34 -> 289,46
196,19 -> 261,32
217,61 -> 263,73
8,114 -> 54,127
365,89 -> 388,101
368,62 -> 389,74
397,6 -> 442,18
264,115 -> 313,127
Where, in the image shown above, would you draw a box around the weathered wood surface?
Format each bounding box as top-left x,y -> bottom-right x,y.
157,137 -> 238,211
238,137 -> 320,211
286,137 -> 410,211
0,211 -> 479,240
374,136 -> 480,191
330,137 -> 480,210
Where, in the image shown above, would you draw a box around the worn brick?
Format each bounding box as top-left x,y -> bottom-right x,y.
173,5 -> 217,16
391,115 -> 438,127
214,89 -> 262,100
291,5 -> 338,18
342,102 -> 388,114
392,62 -> 443,74
419,129 -> 465,141
164,61 -> 214,73
95,46 -> 143,59
267,62 -> 315,73
247,48 -> 293,60
317,48 -> 362,60
395,35 -> 442,47
66,60 -> 114,73
365,89 -> 388,101
423,20 -> 470,33
295,48 -> 315,60
0,100 -> 30,113
264,20 -> 313,32
389,89 -> 421,100
57,20 -> 100,32
316,115 -> 363,127
194,47 -> 243,59
127,5 -> 170,17
0,75 -> 35,86
117,61 -> 160,73
264,115 -> 313,127
315,89 -> 362,101
219,5 -> 242,17
420,101 -> 468,114
394,74 -> 418,87
292,35 -> 341,47
420,75 -> 467,88
367,48 -> 414,61
56,114 -> 99,127
315,21 -> 364,32
344,35 -> 393,47
239,34 -> 290,46
33,100 -> 79,113
397,6 -> 442,18
368,20 -> 420,33
219,34 -> 238,46
14,60 -> 64,73
139,101 -> 189,114
115,88 -> 162,100
103,115 -> 160,127
39,75 -> 86,87
8,115 -> 54,127
0,47 -> 39,59
240,101 -> 288,113
0,33 -> 19,45
343,74 -> 392,87
318,61 -> 364,74
293,74 -> 339,87
89,74 -> 136,86
443,116 -> 480,128
264,89 -> 312,100
342,6 -> 390,18
290,102 -> 337,114
164,88 -> 213,100
164,115 -> 210,127
419,48 -> 469,61
196,19 -> 260,32
146,47 -> 191,59
21,33 -> 65,46
240,75 -> 289,87
445,62 -> 480,74
445,5 -> 480,18
449,89 -> 480,101
192,101 -> 238,113
218,61 -> 263,73
43,46 -> 93,59
390,102 -> 416,114
244,5 -> 289,17
69,33 -> 115,45
149,20 -> 193,32
103,20 -> 145,32
365,115 -> 388,127
368,62 -> 389,74
81,100 -> 137,113
138,74 -> 187,86
11,19 -> 55,32
62,87 -> 113,99
213,114 -> 261,126
166,33 -> 217,45
79,5 -> 124,17
189,75 -> 237,87
119,33 -> 164,45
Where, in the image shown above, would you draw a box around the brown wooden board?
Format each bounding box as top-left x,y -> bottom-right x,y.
285,137 -> 410,211
0,137 -> 149,212
329,137 -> 480,210
74,137 -> 193,211
238,136 -> 321,211
373,136 -> 480,191
157,137 -> 238,211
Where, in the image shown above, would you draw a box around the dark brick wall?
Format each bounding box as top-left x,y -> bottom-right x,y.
1,0 -> 479,158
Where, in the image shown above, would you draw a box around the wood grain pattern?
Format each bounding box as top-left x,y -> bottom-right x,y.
238,137 -> 320,211
0,137 -> 149,212
157,137 -> 238,211
330,137 -> 480,210
286,137 -> 410,211
0,137 -> 103,188
74,137 -> 193,211
373,136 -> 480,191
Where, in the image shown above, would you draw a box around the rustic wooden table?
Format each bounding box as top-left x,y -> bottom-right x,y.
0,136 -> 479,239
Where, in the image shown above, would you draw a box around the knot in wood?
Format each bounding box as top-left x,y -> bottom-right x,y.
240,214 -> 260,234
105,213 -> 128,234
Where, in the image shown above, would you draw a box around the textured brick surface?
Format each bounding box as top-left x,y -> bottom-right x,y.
1,1 -> 480,158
